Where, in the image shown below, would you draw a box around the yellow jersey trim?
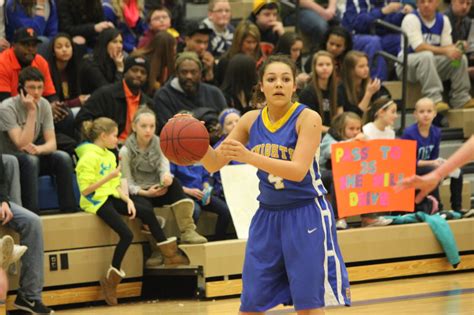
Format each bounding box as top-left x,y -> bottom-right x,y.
261,102 -> 300,133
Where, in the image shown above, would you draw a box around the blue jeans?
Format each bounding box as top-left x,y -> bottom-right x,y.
195,194 -> 232,240
353,34 -> 388,81
15,151 -> 77,213
2,154 -> 21,205
7,203 -> 44,301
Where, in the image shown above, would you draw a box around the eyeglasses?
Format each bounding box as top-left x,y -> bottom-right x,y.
212,9 -> 231,14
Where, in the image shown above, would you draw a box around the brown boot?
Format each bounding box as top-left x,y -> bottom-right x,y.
143,233 -> 164,268
172,199 -> 207,244
157,237 -> 190,266
100,266 -> 125,306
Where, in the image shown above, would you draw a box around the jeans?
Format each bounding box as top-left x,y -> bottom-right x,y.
195,194 -> 232,240
15,151 -> 77,213
7,203 -> 44,301
2,154 -> 21,205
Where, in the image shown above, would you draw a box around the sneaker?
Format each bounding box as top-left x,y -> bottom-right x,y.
462,99 -> 474,109
336,219 -> 348,230
361,216 -> 393,227
0,235 -> 14,270
11,245 -> 28,264
14,294 -> 54,314
463,209 -> 474,218
435,101 -> 450,113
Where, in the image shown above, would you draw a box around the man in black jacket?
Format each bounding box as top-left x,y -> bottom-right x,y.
0,154 -> 53,314
75,56 -> 152,143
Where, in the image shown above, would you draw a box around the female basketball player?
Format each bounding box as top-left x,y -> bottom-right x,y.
199,55 -> 351,314
398,135 -> 474,204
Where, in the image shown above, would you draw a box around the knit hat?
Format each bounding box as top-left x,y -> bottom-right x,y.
175,51 -> 202,71
124,56 -> 149,75
252,0 -> 278,15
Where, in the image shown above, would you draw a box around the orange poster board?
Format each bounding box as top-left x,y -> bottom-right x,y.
330,139 -> 417,217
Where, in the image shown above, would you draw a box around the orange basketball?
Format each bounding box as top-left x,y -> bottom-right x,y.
159,117 -> 210,166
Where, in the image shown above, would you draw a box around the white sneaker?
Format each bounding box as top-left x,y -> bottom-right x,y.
361,217 -> 393,227
336,219 -> 348,230
11,245 -> 27,265
0,235 -> 14,270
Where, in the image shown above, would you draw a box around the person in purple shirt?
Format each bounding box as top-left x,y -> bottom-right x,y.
401,98 -> 465,212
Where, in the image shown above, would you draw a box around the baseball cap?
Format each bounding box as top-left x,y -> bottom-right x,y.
185,21 -> 212,37
14,27 -> 42,44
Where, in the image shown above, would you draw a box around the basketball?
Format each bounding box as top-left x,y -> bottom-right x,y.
159,117 -> 210,166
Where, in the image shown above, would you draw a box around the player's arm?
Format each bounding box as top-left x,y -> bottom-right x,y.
220,109 -> 322,182
200,110 -> 256,173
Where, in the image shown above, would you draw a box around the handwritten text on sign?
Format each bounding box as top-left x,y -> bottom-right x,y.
331,139 -> 416,217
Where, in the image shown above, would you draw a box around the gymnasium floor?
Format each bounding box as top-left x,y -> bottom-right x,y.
57,272 -> 474,314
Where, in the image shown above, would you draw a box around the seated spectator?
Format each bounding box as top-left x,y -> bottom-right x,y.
170,160 -> 233,241
220,53 -> 257,114
138,5 -> 179,48
132,30 -> 176,96
281,0 -> 339,51
341,0 -> 389,80
0,1 -> 10,52
203,0 -> 234,59
248,0 -> 284,56
119,107 -> 207,245
153,52 -> 227,132
0,27 -> 77,153
338,51 -> 389,117
144,0 -> 185,34
212,108 -> 242,200
2,154 -> 21,205
75,117 -> 189,306
76,56 -> 152,144
102,0 -> 146,53
397,0 -> 474,113
43,33 -> 89,108
319,112 -> 364,229
57,0 -> 114,49
305,26 -> 353,82
181,21 -> 215,83
0,154 -> 54,314
273,32 -> 309,89
445,0 -> 474,81
79,28 -> 124,95
0,67 -> 77,214
215,20 -> 262,86
299,50 -> 340,132
361,96 -> 397,227
5,0 -> 58,44
401,98 -> 466,213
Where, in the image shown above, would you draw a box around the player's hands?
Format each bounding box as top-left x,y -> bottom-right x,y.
219,139 -> 251,163
0,202 -> 13,225
183,187 -> 204,200
127,199 -> 136,219
396,171 -> 443,204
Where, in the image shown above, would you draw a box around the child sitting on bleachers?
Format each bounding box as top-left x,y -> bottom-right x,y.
401,98 -> 465,214
320,112 -> 365,230
138,5 -> 179,48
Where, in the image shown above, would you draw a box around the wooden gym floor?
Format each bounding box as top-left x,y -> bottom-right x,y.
56,272 -> 474,314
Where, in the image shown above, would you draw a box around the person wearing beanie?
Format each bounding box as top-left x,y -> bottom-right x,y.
153,51 -> 227,133
76,56 -> 154,143
247,0 -> 284,55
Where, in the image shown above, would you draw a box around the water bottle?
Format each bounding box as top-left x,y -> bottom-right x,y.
451,41 -> 465,68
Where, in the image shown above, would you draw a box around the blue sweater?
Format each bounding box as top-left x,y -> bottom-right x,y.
6,0 -> 58,41
170,163 -> 210,190
401,123 -> 441,161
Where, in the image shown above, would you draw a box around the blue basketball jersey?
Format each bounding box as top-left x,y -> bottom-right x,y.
248,102 -> 327,209
408,11 -> 444,53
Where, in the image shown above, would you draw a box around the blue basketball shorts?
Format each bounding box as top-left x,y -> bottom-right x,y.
239,196 -> 351,312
